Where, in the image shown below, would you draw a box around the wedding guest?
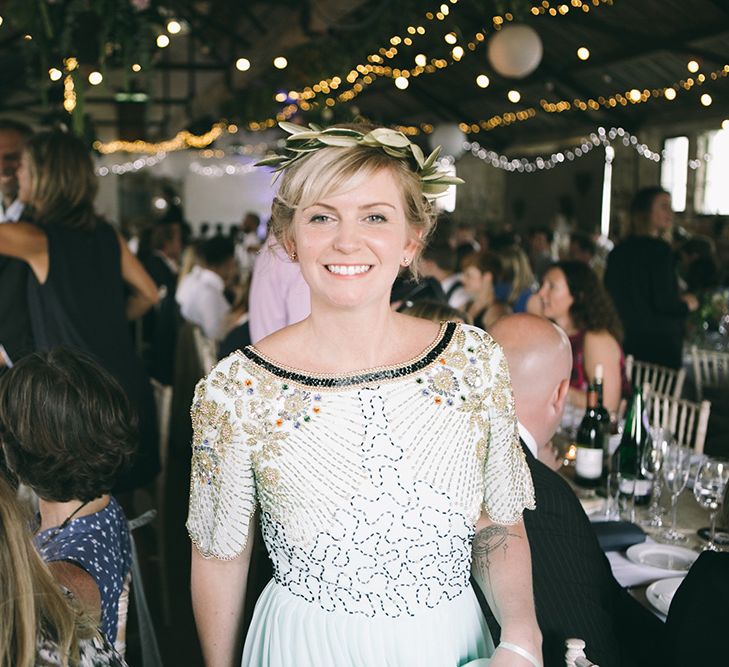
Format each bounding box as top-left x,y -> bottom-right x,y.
495,245 -> 536,313
142,220 -> 183,384
0,475 -> 128,667
419,242 -> 470,309
527,226 -> 554,282
678,235 -> 721,295
248,233 -> 311,343
188,124 -> 540,667
462,251 -> 511,330
538,260 -> 626,414
0,119 -> 34,369
0,349 -> 136,650
605,186 -> 698,369
235,211 -> 262,276
490,313 -> 667,667
176,235 -> 236,341
0,129 -> 160,491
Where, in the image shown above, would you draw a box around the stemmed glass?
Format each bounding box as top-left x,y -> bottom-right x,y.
660,444 -> 692,543
641,428 -> 671,527
693,458 -> 729,551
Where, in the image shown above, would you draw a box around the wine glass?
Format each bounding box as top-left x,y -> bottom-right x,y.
660,444 -> 692,543
693,458 -> 729,551
641,428 -> 671,527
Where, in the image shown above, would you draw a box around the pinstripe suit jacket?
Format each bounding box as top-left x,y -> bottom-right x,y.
519,442 -> 622,667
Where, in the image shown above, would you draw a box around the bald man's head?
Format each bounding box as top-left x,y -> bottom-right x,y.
491,313 -> 572,447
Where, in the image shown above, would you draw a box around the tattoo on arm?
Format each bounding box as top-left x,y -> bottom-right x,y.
471,525 -> 521,585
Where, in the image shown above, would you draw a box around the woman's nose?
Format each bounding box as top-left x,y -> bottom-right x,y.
332,218 -> 361,252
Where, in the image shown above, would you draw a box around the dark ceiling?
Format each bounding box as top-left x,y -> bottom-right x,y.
0,0 -> 728,147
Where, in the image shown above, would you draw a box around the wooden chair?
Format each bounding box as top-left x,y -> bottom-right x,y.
192,325 -> 218,375
691,345 -> 729,401
643,383 -> 711,454
625,354 -> 685,399
150,378 -> 173,626
565,638 -> 599,666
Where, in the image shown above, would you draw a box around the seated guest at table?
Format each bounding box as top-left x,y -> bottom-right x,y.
462,251 -> 511,330
419,242 -> 470,309
678,235 -> 721,296
538,260 -> 626,415
0,475 -> 128,667
0,349 -> 136,650
176,234 -> 237,341
495,244 -> 536,313
490,313 -> 667,667
605,186 -> 698,370
0,129 -> 160,492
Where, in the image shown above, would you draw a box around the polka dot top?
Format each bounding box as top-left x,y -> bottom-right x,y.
34,496 -> 132,645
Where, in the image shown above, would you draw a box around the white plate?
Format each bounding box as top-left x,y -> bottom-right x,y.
625,543 -> 698,572
646,576 -> 685,615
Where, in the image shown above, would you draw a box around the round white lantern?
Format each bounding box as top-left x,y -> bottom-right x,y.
428,124 -> 466,159
487,24 -> 543,79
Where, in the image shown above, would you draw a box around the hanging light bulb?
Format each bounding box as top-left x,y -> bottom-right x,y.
395,76 -> 409,90
88,71 -> 103,85
235,58 -> 251,71
156,34 -> 170,48
507,89 -> 521,103
273,56 -> 288,69
701,93 -> 712,106
476,74 -> 490,88
49,68 -> 63,81
576,46 -> 590,61
687,60 -> 699,73
167,20 -> 182,34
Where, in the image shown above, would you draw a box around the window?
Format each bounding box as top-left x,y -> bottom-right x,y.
695,129 -> 729,215
660,136 -> 689,213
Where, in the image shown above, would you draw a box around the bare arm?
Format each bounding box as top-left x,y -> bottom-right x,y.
48,561 -> 101,623
583,330 -> 623,413
117,232 -> 159,319
0,222 -> 48,279
191,518 -> 255,667
471,512 -> 542,666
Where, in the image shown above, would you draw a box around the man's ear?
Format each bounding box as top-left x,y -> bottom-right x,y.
554,377 -> 570,415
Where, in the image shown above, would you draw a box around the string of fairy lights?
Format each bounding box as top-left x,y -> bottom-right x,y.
96,124 -> 721,180
94,59 -> 729,155
93,0 -> 615,151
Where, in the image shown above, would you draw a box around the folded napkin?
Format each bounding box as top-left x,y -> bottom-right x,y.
592,520 -> 646,552
606,539 -> 687,588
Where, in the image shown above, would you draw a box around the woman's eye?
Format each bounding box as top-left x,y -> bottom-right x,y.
309,214 -> 333,223
365,214 -> 387,223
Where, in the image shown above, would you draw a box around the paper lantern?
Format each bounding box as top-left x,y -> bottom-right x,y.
487,24 -> 543,79
428,124 -> 466,158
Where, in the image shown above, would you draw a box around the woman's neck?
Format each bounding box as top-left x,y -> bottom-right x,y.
38,495 -> 110,533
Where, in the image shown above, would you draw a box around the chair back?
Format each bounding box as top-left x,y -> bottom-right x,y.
565,638 -> 599,666
643,383 -> 711,454
691,345 -> 729,401
149,379 -> 173,471
625,354 -> 685,399
128,510 -> 164,667
192,325 -> 218,375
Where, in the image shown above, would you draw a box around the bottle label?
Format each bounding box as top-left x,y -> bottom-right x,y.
575,447 -> 603,479
619,478 -> 652,496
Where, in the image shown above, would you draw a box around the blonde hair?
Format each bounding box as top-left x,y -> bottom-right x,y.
498,245 -> 535,305
0,477 -> 96,667
269,126 -> 437,278
25,131 -> 98,231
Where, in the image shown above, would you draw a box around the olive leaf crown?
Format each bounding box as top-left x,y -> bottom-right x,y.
256,122 -> 464,199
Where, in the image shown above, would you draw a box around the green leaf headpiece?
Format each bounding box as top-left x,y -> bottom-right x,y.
256,122 -> 464,199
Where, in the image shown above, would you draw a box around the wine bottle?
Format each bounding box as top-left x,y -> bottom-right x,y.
612,384 -> 652,507
593,363 -> 614,468
575,383 -> 606,487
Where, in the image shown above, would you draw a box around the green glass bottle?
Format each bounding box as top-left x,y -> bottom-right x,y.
575,383 -> 606,487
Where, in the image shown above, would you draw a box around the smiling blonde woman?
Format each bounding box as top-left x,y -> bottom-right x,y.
188,123 -> 542,667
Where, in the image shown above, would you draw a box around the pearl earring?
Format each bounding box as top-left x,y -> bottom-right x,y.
289,250 -> 297,261
402,256 -> 411,266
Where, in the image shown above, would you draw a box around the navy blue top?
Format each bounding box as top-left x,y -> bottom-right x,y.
34,496 -> 132,644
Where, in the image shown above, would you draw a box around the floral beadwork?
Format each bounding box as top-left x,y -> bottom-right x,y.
190,395 -> 234,486
428,367 -> 459,397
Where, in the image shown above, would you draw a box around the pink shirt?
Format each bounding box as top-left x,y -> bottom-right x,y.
249,238 -> 310,343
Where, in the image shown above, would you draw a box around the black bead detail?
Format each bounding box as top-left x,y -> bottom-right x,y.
241,322 -> 457,388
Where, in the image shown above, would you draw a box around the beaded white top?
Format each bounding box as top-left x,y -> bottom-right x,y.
187,323 -> 534,617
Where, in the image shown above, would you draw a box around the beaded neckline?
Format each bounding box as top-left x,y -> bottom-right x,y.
240,321 -> 457,389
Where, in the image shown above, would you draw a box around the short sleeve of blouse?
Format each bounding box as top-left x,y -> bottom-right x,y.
480,332 -> 535,524
186,355 -> 256,559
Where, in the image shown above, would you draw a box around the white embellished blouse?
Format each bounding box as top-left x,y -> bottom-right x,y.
187,322 -> 535,618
